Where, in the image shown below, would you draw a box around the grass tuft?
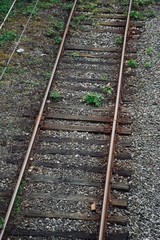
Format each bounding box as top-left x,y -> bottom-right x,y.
115,36 -> 123,45
102,84 -> 113,95
0,31 -> 17,47
146,47 -> 153,56
0,216 -> 4,229
144,62 -> 152,69
50,90 -> 62,101
82,92 -> 103,107
127,59 -> 138,68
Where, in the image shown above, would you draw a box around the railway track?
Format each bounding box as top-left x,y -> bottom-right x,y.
0,0 -> 144,239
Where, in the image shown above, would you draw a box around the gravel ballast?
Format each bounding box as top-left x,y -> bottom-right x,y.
0,1 -> 160,239
128,13 -> 160,240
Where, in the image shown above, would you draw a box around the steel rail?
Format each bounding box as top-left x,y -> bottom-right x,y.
98,0 -> 133,239
0,0 -> 17,31
0,1 -> 78,239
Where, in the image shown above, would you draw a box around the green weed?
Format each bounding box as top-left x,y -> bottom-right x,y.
0,31 -> 17,47
0,66 -> 11,74
20,79 -> 39,87
134,0 -> 155,7
146,47 -> 153,56
0,216 -> 4,229
130,11 -> 144,20
46,28 -> 57,37
55,36 -> 62,44
45,72 -> 52,80
80,0 -> 101,3
127,59 -> 138,68
102,84 -> 113,95
39,0 -> 60,9
144,9 -> 155,17
46,19 -> 64,38
115,36 -> 123,45
13,181 -> 27,216
14,195 -> 21,216
70,15 -> 91,32
74,15 -> 91,25
144,62 -> 152,69
70,21 -> 77,31
0,0 -> 12,14
0,67 -> 3,75
50,0 -> 60,4
120,0 -> 129,6
82,92 -> 103,107
52,19 -> 64,32
71,52 -> 80,58
101,74 -> 108,80
23,5 -> 39,16
79,2 -> 99,13
63,3 -> 73,11
50,90 -> 62,101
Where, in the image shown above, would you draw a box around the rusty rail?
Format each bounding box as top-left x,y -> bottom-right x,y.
0,1 -> 78,239
98,0 -> 133,239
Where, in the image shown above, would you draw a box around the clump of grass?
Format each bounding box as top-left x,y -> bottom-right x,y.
127,59 -> 138,68
50,0 -> 60,4
79,2 -> 99,14
21,79 -> 38,87
46,18 -> 64,43
63,3 -> 73,10
71,52 -> 80,58
50,90 -> 62,101
0,31 -> 17,47
115,36 -> 123,45
39,0 -> 61,9
102,83 -> 113,95
135,0 -> 155,6
0,66 -> 11,74
45,72 -> 52,80
13,181 -> 27,216
14,194 -> 21,216
82,92 -> 103,107
70,15 -> 91,33
144,62 -> 152,69
80,2 -> 98,11
73,15 -> 88,25
144,9 -> 155,18
0,0 -> 13,16
53,19 -> 64,32
23,5 -> 39,16
101,74 -> 108,80
120,0 -> 129,6
130,11 -> 144,20
146,47 -> 153,56
0,216 -> 4,229
46,28 -> 57,37
55,36 -> 62,44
